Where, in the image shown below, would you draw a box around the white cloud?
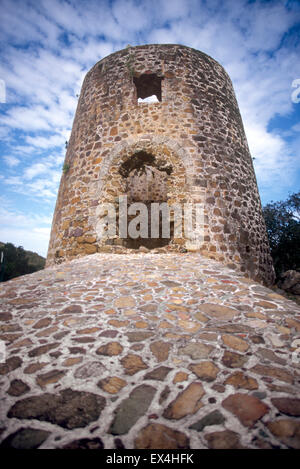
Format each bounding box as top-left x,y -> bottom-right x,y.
152,0 -> 194,21
39,0 -> 87,37
0,206 -> 52,227
0,204 -> 52,256
0,226 -> 50,257
292,123 -> 300,132
247,124 -> 285,168
2,155 -> 20,167
23,162 -> 50,180
0,102 -> 75,132
0,200 -> 53,258
243,3 -> 295,52
38,0 -> 126,41
13,145 -> 38,155
112,0 -> 149,32
2,155 -> 63,200
26,134 -> 65,148
1,106 -> 51,131
5,176 -> 23,186
61,39 -> 115,67
247,123 -> 299,201
0,0 -> 45,45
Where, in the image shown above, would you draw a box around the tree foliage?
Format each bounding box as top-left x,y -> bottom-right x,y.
263,191 -> 300,278
0,242 -> 45,282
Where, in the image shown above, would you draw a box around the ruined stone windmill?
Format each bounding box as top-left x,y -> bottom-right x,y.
47,44 -> 274,285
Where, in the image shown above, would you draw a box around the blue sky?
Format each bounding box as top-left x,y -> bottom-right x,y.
0,0 -> 299,257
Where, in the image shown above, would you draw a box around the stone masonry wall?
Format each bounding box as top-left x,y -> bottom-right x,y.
46,44 -> 275,285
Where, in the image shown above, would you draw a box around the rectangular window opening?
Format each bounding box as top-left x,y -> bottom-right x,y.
133,73 -> 163,103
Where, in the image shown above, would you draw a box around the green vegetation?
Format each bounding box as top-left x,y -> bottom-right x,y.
0,242 -> 45,282
125,49 -> 135,77
62,162 -> 70,174
263,191 -> 300,279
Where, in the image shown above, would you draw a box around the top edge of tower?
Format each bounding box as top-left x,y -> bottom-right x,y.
88,43 -> 229,78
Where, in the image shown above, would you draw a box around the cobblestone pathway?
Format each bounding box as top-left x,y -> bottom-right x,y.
0,253 -> 300,449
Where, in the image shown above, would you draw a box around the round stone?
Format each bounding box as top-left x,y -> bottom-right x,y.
135,423 -> 189,449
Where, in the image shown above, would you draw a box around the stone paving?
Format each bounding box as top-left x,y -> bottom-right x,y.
0,253 -> 300,449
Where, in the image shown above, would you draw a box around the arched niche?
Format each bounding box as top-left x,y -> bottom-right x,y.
96,138 -> 192,250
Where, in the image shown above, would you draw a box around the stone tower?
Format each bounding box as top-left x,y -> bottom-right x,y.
47,44 -> 275,285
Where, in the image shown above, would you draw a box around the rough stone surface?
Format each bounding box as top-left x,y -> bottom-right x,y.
199,304 -> 239,320
205,430 -> 244,449
163,383 -> 205,420
110,385 -> 156,435
173,371 -> 189,383
126,331 -> 154,342
251,364 -> 294,384
271,398 -> 300,416
222,393 -> 269,427
96,342 -> 123,356
179,343 -> 213,360
135,423 -> 189,449
0,356 -> 22,375
73,361 -> 107,379
221,334 -> 249,352
33,318 -> 52,329
144,366 -> 172,381
97,376 -> 127,394
61,438 -> 104,449
28,343 -> 59,357
189,410 -> 225,431
36,369 -> 66,388
121,354 -> 148,375
189,361 -> 219,382
267,420 -> 300,449
150,341 -> 171,362
0,428 -> 50,449
224,372 -> 258,390
257,348 -> 286,365
277,270 -> 300,295
7,379 -> 30,396
222,350 -> 248,368
114,297 -> 136,309
7,389 -> 106,429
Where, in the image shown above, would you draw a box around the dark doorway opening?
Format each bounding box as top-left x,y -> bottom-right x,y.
119,151 -> 173,249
